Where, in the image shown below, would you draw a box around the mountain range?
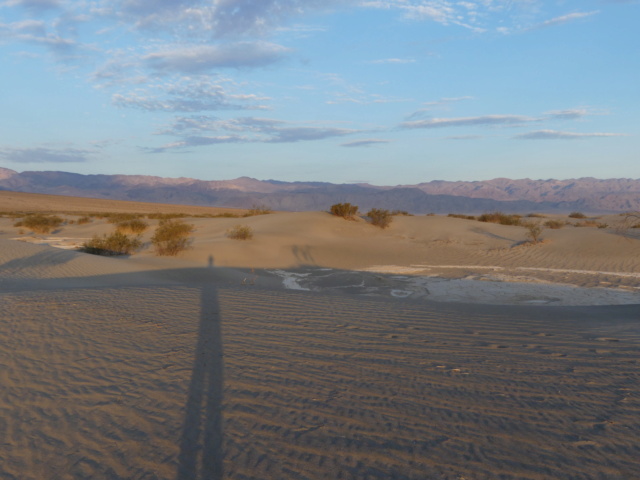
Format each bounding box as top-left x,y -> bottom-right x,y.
1,167 -> 639,214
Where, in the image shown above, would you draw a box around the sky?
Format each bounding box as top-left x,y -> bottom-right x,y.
0,0 -> 638,185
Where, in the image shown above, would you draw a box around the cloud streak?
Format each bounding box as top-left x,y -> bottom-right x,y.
0,146 -> 92,163
514,130 -> 627,140
153,115 -> 359,151
402,114 -> 536,129
143,42 -> 291,74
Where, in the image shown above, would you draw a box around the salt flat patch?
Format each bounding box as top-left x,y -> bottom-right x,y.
267,270 -> 311,291
261,265 -> 640,306
12,236 -> 90,250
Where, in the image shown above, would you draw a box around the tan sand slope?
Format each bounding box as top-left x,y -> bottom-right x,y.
2,197 -> 639,304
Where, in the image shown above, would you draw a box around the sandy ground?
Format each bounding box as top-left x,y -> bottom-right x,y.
1,191 -> 639,479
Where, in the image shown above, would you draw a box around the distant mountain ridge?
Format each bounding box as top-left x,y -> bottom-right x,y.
0,167 -> 639,213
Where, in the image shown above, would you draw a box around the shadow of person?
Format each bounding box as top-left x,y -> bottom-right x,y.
176,255 -> 224,480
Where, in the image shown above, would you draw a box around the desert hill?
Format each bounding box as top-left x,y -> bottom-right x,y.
1,167 -> 639,213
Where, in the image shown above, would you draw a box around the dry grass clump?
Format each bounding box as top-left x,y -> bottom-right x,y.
391,210 -> 412,216
151,219 -> 195,256
568,212 -> 586,219
478,212 -> 522,226
330,203 -> 359,220
226,225 -> 253,240
448,213 -> 476,220
103,213 -> 145,223
80,232 -> 142,256
245,204 -> 272,216
147,213 -> 189,220
14,214 -> 64,234
544,219 -> 566,229
116,219 -> 149,235
77,216 -> 92,225
523,221 -> 544,244
367,208 -> 392,229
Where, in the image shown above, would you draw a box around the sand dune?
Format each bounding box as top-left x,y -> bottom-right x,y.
1,192 -> 639,479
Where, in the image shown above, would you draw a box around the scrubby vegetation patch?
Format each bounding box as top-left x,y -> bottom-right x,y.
367,208 -> 392,229
151,219 -> 195,256
80,232 -> 142,256
478,212 -> 522,226
14,214 -> 64,234
226,225 -> 254,240
330,203 -> 359,220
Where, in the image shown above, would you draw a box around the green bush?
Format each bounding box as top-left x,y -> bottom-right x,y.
80,232 -> 142,256
568,212 -> 586,219
16,214 -> 64,234
367,208 -> 392,229
478,212 -> 522,226
226,225 -> 253,240
330,203 -> 359,219
116,219 -> 149,235
151,219 -> 195,256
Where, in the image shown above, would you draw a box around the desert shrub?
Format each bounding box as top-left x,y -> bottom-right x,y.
574,220 -> 599,227
523,221 -> 544,244
116,219 -> 149,235
226,224 -> 253,240
568,212 -> 586,219
147,213 -> 189,220
151,219 -> 195,256
245,204 -> 272,216
391,210 -> 412,216
80,232 -> 142,256
105,213 -> 144,223
448,213 -> 476,220
17,214 -> 64,234
544,219 -> 565,229
367,208 -> 392,229
478,212 -> 522,226
526,213 -> 546,218
330,203 -> 359,219
77,216 -> 92,225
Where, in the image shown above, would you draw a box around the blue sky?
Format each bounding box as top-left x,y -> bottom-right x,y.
0,0 -> 638,185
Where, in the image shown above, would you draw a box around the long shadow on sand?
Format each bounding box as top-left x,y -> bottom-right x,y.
176,256 -> 224,480
0,245 -> 226,479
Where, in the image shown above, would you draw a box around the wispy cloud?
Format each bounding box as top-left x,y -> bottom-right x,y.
514,130 -> 627,140
368,58 -> 416,64
0,19 -> 77,56
4,0 -> 61,12
153,115 -> 360,151
143,42 -> 291,74
341,139 -> 390,147
0,146 -> 92,163
544,108 -> 590,120
402,114 -> 536,129
112,77 -> 270,112
405,96 -> 473,120
530,11 -> 599,30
